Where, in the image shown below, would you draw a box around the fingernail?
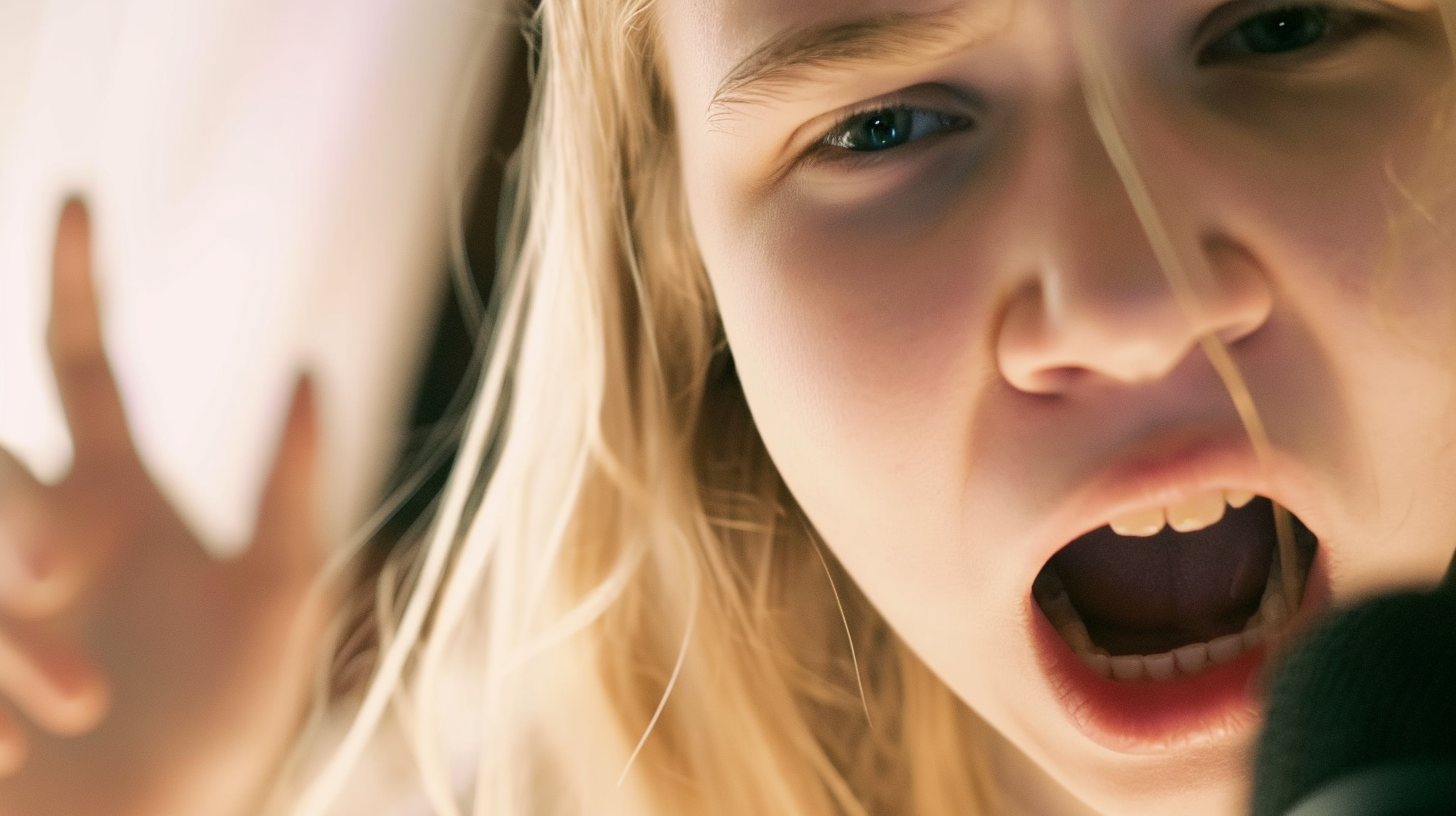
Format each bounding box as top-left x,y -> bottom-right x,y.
45,656 -> 110,735
0,728 -> 26,777
0,526 -> 37,597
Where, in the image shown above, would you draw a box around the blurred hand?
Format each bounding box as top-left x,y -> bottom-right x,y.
0,199 -> 335,815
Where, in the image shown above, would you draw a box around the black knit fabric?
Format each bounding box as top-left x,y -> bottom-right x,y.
1251,587 -> 1456,816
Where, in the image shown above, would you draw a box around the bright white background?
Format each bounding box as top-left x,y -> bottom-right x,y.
0,0 -> 514,555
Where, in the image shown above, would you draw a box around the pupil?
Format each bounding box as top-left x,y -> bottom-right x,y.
1240,8 -> 1328,53
854,110 -> 907,151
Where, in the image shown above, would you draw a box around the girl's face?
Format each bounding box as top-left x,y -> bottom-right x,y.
660,0 -> 1454,813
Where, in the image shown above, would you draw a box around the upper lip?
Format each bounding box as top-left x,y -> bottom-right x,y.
1023,428 -> 1326,578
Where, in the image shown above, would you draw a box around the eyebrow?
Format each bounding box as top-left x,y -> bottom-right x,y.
706,5 -> 1005,125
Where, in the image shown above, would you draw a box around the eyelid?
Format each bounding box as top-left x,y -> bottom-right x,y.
799,85 -> 980,162
819,94 -> 928,140
1189,0 -> 1384,58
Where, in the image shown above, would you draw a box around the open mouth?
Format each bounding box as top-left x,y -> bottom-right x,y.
1034,492 -> 1319,683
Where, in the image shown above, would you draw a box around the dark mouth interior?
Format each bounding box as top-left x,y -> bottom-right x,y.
1037,497 -> 1317,656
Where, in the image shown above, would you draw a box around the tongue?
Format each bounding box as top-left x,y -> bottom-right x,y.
1049,497 -> 1277,654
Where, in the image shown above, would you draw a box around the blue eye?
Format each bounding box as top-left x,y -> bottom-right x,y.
821,107 -> 970,152
1200,4 -> 1373,63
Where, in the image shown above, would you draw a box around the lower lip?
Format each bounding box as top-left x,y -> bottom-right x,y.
1031,549 -> 1332,755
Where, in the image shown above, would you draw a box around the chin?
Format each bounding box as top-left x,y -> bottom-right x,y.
1060,730 -> 1256,816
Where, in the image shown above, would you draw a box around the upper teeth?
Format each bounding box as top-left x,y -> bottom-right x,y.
1108,489 -> 1256,537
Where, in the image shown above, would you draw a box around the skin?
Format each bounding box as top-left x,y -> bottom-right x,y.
0,200 -> 334,815
660,0 -> 1456,813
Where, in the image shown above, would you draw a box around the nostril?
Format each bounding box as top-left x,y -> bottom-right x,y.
996,275 -> 1204,394
1036,367 -> 1089,394
996,240 -> 1273,396
1200,236 -> 1274,346
1014,366 -> 1098,397
996,286 -> 1069,395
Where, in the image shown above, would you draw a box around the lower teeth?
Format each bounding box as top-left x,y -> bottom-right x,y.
1035,547 -> 1291,681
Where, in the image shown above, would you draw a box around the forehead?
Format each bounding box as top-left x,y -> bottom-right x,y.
662,0 -> 1442,75
672,0 -> 962,61
660,0 -> 1015,119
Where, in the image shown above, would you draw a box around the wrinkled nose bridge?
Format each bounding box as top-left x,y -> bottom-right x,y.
1038,89 -> 1166,308
994,91 -> 1253,395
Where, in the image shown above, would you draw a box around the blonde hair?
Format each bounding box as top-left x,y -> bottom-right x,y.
286,0 -> 1000,813
282,1 -> 1456,814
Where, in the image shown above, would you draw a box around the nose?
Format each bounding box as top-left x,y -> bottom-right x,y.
995,102 -> 1272,396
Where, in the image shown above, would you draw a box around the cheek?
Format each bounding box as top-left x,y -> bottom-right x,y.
1186,148 -> 1456,595
1318,318 -> 1456,593
686,169 -> 1022,610
696,180 -> 1004,486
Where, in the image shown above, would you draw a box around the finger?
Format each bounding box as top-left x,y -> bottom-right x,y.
0,702 -> 29,777
0,626 -> 109,736
0,485 -> 48,615
0,449 -> 66,618
0,446 -> 107,620
45,198 -> 134,466
0,534 -> 88,622
0,441 -> 42,503
234,377 -> 326,587
0,448 -> 44,604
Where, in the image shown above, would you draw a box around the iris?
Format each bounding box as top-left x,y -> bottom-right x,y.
841,108 -> 912,151
1200,4 -> 1350,63
823,107 -> 968,153
1233,7 -> 1330,54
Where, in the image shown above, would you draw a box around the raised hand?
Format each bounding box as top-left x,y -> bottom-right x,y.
0,199 -> 336,816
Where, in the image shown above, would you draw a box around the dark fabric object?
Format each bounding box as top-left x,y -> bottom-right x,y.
1252,583 -> 1456,816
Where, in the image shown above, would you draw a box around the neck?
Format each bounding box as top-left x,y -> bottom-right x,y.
980,724 -> 1105,816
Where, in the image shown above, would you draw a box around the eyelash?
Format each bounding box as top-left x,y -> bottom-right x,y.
802,2 -> 1382,167
808,103 -> 975,165
1196,2 -> 1382,65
